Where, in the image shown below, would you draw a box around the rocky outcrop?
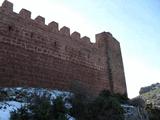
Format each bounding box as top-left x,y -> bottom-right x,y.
139,83 -> 160,120
122,104 -> 149,120
139,83 -> 160,94
139,83 -> 160,109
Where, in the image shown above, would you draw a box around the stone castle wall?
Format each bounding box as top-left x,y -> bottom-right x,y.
0,0 -> 127,96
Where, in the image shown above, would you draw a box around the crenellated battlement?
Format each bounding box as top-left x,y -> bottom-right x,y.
19,9 -> 31,19
48,21 -> 59,33
0,0 -> 94,45
0,0 -> 127,96
0,0 -> 13,12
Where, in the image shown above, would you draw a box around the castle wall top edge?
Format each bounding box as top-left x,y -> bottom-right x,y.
0,0 -> 118,46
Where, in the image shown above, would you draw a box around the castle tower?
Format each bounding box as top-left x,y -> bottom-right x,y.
96,32 -> 127,96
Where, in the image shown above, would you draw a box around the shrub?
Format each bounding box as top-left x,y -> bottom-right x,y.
10,106 -> 30,120
0,90 -> 8,101
70,90 -> 125,120
146,103 -> 160,120
148,108 -> 160,120
86,90 -> 124,120
70,92 -> 88,120
52,96 -> 68,120
29,95 -> 54,120
112,93 -> 129,104
10,95 -> 68,120
10,90 -> 126,120
129,97 -> 145,107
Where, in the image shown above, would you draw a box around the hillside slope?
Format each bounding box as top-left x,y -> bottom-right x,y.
139,83 -> 160,109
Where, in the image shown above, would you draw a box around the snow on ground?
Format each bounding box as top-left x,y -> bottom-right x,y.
0,101 -> 23,120
67,114 -> 76,120
0,87 -> 75,120
1,87 -> 71,100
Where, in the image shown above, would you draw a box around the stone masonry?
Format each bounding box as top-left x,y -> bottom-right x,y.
0,0 -> 127,96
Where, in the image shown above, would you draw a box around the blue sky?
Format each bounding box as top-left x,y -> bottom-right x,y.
0,0 -> 159,98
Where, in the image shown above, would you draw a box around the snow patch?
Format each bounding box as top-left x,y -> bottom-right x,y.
0,101 -> 23,120
0,87 -> 74,120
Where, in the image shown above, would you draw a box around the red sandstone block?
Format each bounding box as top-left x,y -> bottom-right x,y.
35,16 -> 45,25
48,21 -> 58,33
81,36 -> 90,44
19,9 -> 31,19
71,31 -> 80,40
60,26 -> 70,36
0,0 -> 13,12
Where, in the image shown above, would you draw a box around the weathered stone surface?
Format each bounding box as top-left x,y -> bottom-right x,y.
122,104 -> 149,120
139,83 -> 160,94
140,83 -> 160,109
0,0 -> 127,96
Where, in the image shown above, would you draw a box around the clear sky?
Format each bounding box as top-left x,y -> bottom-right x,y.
0,0 -> 159,98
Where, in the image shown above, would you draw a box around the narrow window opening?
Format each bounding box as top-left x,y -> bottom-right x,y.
31,33 -> 33,38
54,41 -> 57,46
8,26 -> 13,32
